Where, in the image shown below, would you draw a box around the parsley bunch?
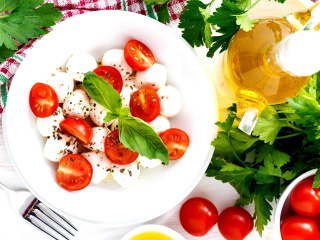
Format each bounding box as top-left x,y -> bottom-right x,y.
178,0 -> 285,57
207,72 -> 320,236
0,0 -> 63,62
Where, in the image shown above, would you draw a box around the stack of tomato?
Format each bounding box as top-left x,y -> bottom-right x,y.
179,197 -> 254,239
281,179 -> 320,240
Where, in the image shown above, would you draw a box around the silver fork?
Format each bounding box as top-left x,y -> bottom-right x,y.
0,182 -> 78,240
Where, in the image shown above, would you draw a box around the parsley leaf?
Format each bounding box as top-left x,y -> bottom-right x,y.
0,0 -> 63,61
313,169 -> 320,188
0,45 -> 14,62
157,3 -> 171,23
0,0 -> 20,12
254,194 -> 273,236
256,144 -> 291,167
178,0 -> 209,48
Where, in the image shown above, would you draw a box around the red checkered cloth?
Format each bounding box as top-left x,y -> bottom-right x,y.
0,0 -> 187,116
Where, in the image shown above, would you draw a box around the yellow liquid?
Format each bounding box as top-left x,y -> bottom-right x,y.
129,231 -> 174,240
223,18 -> 311,105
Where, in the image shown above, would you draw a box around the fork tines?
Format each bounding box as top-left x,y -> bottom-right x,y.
22,198 -> 78,240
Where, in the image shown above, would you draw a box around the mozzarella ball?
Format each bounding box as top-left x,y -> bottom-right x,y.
63,89 -> 90,119
46,72 -> 74,103
110,119 -> 119,131
44,134 -> 78,162
102,49 -> 132,80
137,155 -> 162,169
66,52 -> 97,82
135,63 -> 167,90
36,107 -> 65,137
89,99 -> 114,127
148,115 -> 170,134
157,85 -> 182,117
83,127 -> 110,152
120,83 -> 138,108
111,161 -> 140,187
81,151 -> 113,184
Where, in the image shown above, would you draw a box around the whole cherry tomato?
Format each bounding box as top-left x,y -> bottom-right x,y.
218,206 -> 254,240
179,197 -> 218,236
281,215 -> 320,240
56,154 -> 93,191
124,40 -> 155,71
60,117 -> 93,145
290,180 -> 320,217
29,82 -> 59,118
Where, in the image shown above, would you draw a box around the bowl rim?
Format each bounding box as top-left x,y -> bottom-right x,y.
120,224 -> 186,240
2,10 -> 219,226
274,168 -> 317,239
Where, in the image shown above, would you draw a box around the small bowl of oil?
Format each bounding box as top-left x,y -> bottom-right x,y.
121,224 -> 186,240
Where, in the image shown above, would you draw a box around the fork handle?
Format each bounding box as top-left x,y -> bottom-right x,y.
0,182 -> 15,197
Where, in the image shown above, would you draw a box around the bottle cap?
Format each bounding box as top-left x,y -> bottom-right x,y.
278,31 -> 320,76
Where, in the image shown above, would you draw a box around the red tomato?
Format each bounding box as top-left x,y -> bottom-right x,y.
29,82 -> 59,118
56,154 -> 93,191
60,117 -> 93,145
129,88 -> 161,122
179,197 -> 218,236
93,66 -> 123,93
218,206 -> 254,240
290,180 -> 320,217
159,128 -> 190,160
281,215 -> 320,240
124,40 -> 155,71
104,129 -> 139,165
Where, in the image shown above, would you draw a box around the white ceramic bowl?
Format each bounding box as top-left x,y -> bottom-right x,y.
274,169 -> 317,239
121,224 -> 186,240
2,10 -> 218,226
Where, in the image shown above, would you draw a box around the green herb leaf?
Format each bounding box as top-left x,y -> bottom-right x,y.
256,144 -> 291,167
235,195 -> 254,207
0,44 -> 14,62
118,115 -> 169,165
144,0 -> 168,4
0,0 -> 20,12
254,194 -> 273,236
83,72 -> 122,114
199,5 -> 213,48
313,169 -> 320,188
0,0 -> 63,50
253,106 -> 288,144
157,3 -> 171,23
103,113 -> 119,123
206,158 -> 255,197
120,107 -> 130,116
236,14 -> 259,31
178,0 -> 208,48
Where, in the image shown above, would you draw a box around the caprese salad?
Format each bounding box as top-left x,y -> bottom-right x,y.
29,40 -> 190,191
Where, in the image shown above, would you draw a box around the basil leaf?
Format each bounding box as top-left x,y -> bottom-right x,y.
120,107 -> 130,116
83,72 -> 122,114
103,113 -> 119,123
118,115 -> 169,165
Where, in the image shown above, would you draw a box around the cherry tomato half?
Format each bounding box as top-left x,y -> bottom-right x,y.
60,117 -> 93,145
124,40 -> 155,71
56,154 -> 93,191
159,128 -> 190,160
29,82 -> 59,118
290,180 -> 320,217
218,206 -> 254,240
281,215 -> 320,240
129,88 -> 161,122
104,129 -> 139,165
93,66 -> 123,93
179,197 -> 218,236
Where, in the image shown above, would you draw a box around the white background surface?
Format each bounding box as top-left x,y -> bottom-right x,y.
0,0 -> 309,238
